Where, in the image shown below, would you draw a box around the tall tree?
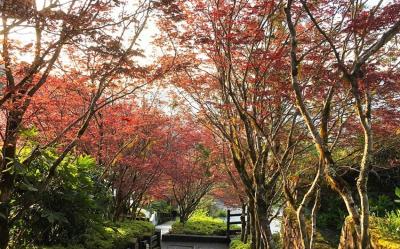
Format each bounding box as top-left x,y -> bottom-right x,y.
0,1 -> 153,247
157,1 -> 300,248
284,0 -> 400,248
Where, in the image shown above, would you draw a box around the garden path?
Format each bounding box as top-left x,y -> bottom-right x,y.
156,220 -> 174,235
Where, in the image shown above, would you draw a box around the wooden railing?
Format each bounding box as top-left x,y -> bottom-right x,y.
139,230 -> 161,249
226,209 -> 246,238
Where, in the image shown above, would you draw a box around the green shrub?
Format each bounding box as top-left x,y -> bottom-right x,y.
36,245 -> 85,249
229,238 -> 250,249
31,220 -> 154,249
171,214 -> 226,235
272,233 -> 282,248
82,220 -> 154,249
369,194 -> 396,217
229,235 -> 280,249
10,151 -> 113,247
317,189 -> 346,231
148,200 -> 173,214
214,209 -> 227,218
377,209 -> 400,240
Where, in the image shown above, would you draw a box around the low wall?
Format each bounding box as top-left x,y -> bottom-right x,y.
161,234 -> 229,249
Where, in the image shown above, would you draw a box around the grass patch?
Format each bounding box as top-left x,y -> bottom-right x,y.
171,214 -> 226,236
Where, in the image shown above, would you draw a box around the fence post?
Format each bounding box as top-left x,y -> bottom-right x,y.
227,209 -> 231,238
139,240 -> 147,249
240,204 -> 246,241
156,230 -> 161,246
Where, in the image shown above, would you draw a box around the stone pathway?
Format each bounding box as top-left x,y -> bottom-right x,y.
156,220 -> 175,235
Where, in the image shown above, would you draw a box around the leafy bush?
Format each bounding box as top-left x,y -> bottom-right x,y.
9,147 -> 115,248
214,209 -> 227,218
192,196 -> 223,217
10,151 -> 112,247
171,213 -> 226,235
230,238 -> 250,249
148,200 -> 173,214
370,194 -> 396,217
317,188 -> 346,231
377,209 -> 400,240
29,220 -> 154,249
272,233 -> 282,248
395,187 -> 400,204
229,235 -> 281,249
81,220 -> 154,249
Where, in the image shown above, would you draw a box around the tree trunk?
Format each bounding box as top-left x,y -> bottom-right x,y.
309,189 -> 320,249
113,190 -> 125,221
249,199 -> 257,249
255,188 -> 275,248
0,204 -> 10,249
0,172 -> 12,249
179,208 -> 188,224
281,207 -> 303,249
339,217 -> 360,249
0,109 -> 23,249
357,128 -> 372,249
296,210 -> 310,249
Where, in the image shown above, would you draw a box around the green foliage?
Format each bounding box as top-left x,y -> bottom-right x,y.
27,220 -> 154,249
194,196 -> 216,216
230,238 -> 251,249
395,187 -> 400,204
19,126 -> 39,139
192,196 -> 226,218
229,235 -> 281,249
317,188 -> 346,231
272,233 -> 282,248
374,186 -> 400,242
10,148 -> 113,248
148,200 -> 173,214
370,194 -> 396,217
376,209 -> 400,240
214,209 -> 227,218
81,220 -> 154,249
171,213 -> 226,235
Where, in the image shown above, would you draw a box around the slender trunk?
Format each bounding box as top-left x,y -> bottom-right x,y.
309,189 -> 320,249
113,204 -> 123,222
296,162 -> 322,249
255,219 -> 261,249
179,208 -> 188,224
255,192 -> 274,249
249,199 -> 257,249
285,3 -> 362,245
113,191 -> 124,221
296,210 -> 309,249
357,128 -> 372,249
263,224 -> 274,249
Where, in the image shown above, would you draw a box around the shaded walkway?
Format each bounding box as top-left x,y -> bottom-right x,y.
156,220 -> 175,235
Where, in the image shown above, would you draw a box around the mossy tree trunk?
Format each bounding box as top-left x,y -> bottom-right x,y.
339,217 -> 374,249
281,207 -> 303,249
